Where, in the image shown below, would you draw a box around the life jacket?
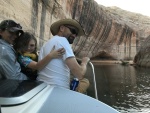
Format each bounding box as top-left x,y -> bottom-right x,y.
19,52 -> 38,80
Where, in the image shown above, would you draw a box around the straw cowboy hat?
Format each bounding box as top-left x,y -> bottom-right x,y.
50,19 -> 85,36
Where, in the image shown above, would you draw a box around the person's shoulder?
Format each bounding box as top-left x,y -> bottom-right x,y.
50,36 -> 67,43
0,44 -> 9,54
52,35 -> 64,40
0,40 -> 5,48
0,40 -> 11,50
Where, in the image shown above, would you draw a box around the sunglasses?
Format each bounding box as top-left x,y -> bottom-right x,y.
64,25 -> 78,35
7,30 -> 22,37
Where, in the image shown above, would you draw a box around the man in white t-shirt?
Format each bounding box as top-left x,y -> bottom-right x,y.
37,19 -> 90,92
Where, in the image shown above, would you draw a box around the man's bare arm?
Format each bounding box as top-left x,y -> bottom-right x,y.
65,57 -> 90,79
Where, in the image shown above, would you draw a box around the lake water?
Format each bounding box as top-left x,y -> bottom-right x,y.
87,64 -> 150,113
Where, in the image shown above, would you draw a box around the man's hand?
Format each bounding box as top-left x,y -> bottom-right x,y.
81,57 -> 90,65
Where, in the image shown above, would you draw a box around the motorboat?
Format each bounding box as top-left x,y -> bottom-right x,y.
0,62 -> 120,113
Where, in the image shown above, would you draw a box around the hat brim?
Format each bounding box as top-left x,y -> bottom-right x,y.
50,19 -> 85,36
8,27 -> 23,33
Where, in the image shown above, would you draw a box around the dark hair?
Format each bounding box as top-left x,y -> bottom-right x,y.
0,20 -> 23,38
0,20 -> 7,36
14,32 -> 37,54
0,20 -> 22,30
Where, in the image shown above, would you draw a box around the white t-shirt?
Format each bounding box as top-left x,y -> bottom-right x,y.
37,35 -> 75,89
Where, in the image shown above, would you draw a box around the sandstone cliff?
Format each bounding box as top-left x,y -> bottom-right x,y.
1,0 -> 150,67
134,35 -> 150,67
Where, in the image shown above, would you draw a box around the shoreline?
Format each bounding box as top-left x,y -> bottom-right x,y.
91,60 -> 134,65
76,57 -> 134,65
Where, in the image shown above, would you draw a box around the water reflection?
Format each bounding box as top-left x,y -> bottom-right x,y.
94,64 -> 150,113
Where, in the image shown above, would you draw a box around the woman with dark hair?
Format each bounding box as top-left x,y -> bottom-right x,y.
0,19 -> 27,80
14,32 -> 65,80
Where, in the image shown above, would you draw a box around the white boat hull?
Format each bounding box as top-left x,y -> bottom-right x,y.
2,85 -> 119,113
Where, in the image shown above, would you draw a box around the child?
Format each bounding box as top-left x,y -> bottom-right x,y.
14,32 -> 65,80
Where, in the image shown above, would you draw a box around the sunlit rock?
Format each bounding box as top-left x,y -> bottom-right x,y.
1,0 -> 150,62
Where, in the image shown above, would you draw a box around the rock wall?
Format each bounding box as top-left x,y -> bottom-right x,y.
133,35 -> 150,67
1,0 -> 150,61
0,0 -> 72,48
72,1 -> 150,60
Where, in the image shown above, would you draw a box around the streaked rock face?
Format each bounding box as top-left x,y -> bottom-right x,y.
72,1 -> 150,60
1,0 -> 150,64
134,35 -> 150,67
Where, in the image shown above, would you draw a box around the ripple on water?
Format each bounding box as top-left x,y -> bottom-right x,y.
115,92 -> 150,113
94,64 -> 150,113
